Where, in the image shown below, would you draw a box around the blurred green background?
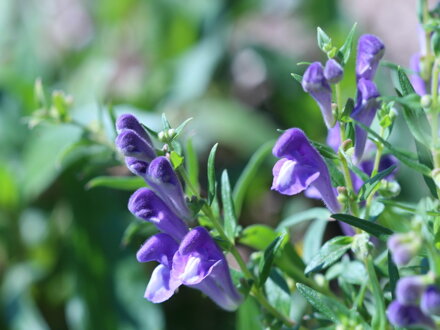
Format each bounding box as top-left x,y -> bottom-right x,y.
0,0 -> 425,329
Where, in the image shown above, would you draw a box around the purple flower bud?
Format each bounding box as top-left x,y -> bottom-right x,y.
396,276 -> 426,305
145,156 -> 191,220
272,128 -> 340,213
172,227 -> 242,311
125,157 -> 149,177
387,301 -> 435,329
421,285 -> 440,316
115,129 -> 156,162
410,53 -> 428,96
302,62 -> 334,128
116,114 -> 153,146
351,78 -> 380,162
136,233 -> 181,303
128,188 -> 189,241
324,59 -> 344,84
387,233 -> 421,266
356,34 -> 385,81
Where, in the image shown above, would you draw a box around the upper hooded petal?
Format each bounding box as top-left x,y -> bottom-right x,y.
356,34 -> 385,81
136,233 -> 179,267
116,114 -> 153,146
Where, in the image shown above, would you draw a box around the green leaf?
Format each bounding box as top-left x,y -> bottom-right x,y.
236,297 -> 263,330
290,73 -> 303,83
161,113 -> 171,130
305,236 -> 353,274
324,157 -> 346,187
378,199 -> 440,216
357,165 -> 397,201
277,207 -> 330,229
258,233 -> 285,287
185,138 -> 200,194
174,117 -> 193,137
303,219 -> 327,263
265,269 -> 292,317
85,176 -> 146,190
207,143 -> 219,205
388,251 -> 400,299
415,138 -> 438,198
233,141 -> 273,217
397,67 -> 431,145
239,225 -> 278,250
331,213 -> 393,241
336,22 -> 357,65
317,27 -> 332,51
354,120 -> 432,175
221,170 -> 238,241
170,151 -> 184,169
296,283 -> 350,323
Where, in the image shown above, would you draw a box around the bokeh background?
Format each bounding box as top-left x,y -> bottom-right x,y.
0,0 -> 431,329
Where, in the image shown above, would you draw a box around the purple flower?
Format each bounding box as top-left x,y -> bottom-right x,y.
326,122 -> 341,153
421,285 -> 440,316
396,276 -> 426,305
387,301 -> 435,329
351,78 -> 380,162
136,233 -> 181,303
324,59 -> 343,84
128,188 -> 189,241
272,128 -> 340,213
115,129 -> 156,163
116,114 -> 153,146
410,53 -> 428,96
356,34 -> 385,81
145,156 -> 191,220
387,233 -> 421,266
172,227 -> 242,311
302,62 -> 334,128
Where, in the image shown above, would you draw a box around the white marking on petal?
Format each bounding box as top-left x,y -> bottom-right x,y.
275,160 -> 297,190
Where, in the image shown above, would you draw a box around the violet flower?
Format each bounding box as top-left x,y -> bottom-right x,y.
356,34 -> 385,81
136,233 -> 181,303
421,285 -> 440,316
324,59 -> 343,84
128,188 -> 189,241
410,53 -> 428,96
272,128 -> 340,213
145,156 -> 191,220
115,129 -> 156,163
116,114 -> 153,146
387,233 -> 421,266
351,78 -> 380,162
387,301 -> 435,329
396,276 -> 426,305
171,227 -> 242,311
302,62 -> 334,128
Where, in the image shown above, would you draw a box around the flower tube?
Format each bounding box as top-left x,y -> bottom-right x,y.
302,62 -> 334,128
128,188 -> 189,241
272,128 -> 340,213
356,34 -> 385,81
351,78 -> 380,162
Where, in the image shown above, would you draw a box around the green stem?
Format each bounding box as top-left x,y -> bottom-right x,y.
365,256 -> 386,330
339,153 -> 359,217
252,289 -> 296,327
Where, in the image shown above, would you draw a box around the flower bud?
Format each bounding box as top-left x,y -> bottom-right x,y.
387,233 -> 421,266
387,301 -> 435,329
302,62 -> 334,128
396,276 -> 426,305
324,59 -> 344,84
115,129 -> 156,162
356,34 -> 385,81
116,114 -> 153,146
421,285 -> 440,316
421,94 -> 432,108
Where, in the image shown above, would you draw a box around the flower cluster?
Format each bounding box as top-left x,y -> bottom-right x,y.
115,114 -> 242,310
387,275 -> 440,329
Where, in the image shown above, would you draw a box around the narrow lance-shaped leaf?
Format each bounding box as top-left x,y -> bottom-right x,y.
86,176 -> 146,190
336,22 -> 358,65
185,138 -> 200,193
207,143 -> 219,205
233,141 -> 273,217
331,213 -> 393,241
305,236 -> 353,274
317,27 -> 332,51
388,251 -> 400,299
258,233 -> 286,287
357,165 -> 397,201
221,170 -> 238,241
161,113 -> 171,130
